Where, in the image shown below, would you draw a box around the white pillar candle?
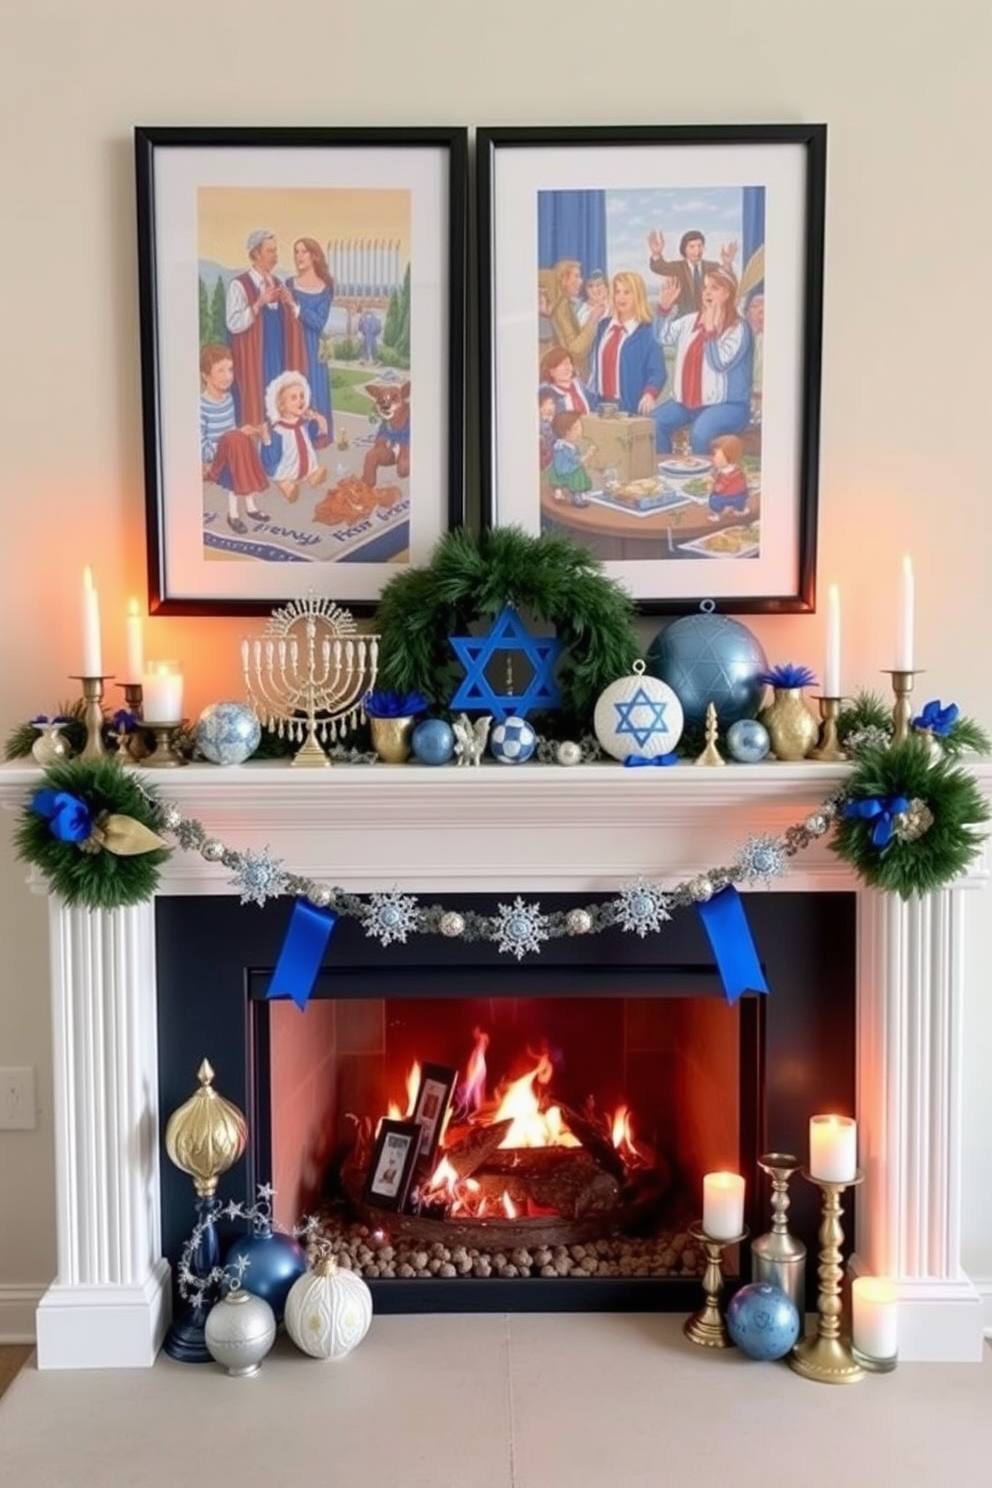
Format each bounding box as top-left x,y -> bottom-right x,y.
809,1114 -> 857,1182
896,554 -> 914,671
852,1277 -> 898,1361
81,566 -> 103,677
824,583 -> 841,697
702,1172 -> 745,1240
142,662 -> 184,722
124,598 -> 144,684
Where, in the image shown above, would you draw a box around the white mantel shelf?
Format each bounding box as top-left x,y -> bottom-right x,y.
2,758 -> 991,1368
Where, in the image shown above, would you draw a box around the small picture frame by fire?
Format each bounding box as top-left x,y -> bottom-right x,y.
363,1119 -> 422,1213
411,1063 -> 457,1167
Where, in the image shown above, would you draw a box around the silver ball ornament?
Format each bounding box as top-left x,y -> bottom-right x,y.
567,908 -> 593,935
556,740 -> 583,767
162,805 -> 182,830
690,876 -> 714,902
804,813 -> 828,837
308,885 -> 333,908
201,839 -> 225,862
646,613 -> 767,728
726,717 -> 771,764
440,911 -> 465,939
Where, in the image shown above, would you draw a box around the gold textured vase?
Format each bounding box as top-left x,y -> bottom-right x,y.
369,714 -> 416,764
759,687 -> 819,762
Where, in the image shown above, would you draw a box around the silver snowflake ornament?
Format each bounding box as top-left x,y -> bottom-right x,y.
362,889 -> 419,947
736,833 -> 787,885
229,847 -> 288,906
494,897 -> 549,959
616,878 -> 671,938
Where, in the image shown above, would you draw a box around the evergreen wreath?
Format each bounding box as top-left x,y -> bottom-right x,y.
15,758 -> 170,909
373,526 -> 640,734
831,738 -> 989,899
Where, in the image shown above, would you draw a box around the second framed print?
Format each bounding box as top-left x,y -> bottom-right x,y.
477,124 -> 826,614
135,126 -> 467,615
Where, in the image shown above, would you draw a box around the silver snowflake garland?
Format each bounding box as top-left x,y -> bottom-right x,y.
616,878 -> 671,939
735,834 -> 787,885
307,884 -> 333,909
229,847 -> 288,906
567,907 -> 593,935
439,911 -> 465,939
162,804 -> 182,831
690,875 -> 714,902
494,897 -> 549,959
362,889 -> 419,947
201,838 -> 225,862
805,813 -> 829,837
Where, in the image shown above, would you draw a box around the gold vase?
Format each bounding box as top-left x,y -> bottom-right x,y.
369,714 -> 416,764
760,687 -> 819,761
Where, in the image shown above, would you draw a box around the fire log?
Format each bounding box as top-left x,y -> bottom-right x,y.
444,1118 -> 514,1180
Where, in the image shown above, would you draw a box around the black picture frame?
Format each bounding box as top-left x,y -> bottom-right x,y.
476,123 -> 826,615
410,1062 -> 458,1168
362,1119 -> 422,1214
135,125 -> 467,616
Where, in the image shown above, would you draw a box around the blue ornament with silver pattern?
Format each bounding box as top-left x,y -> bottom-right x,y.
646,614 -> 767,728
726,1281 -> 800,1360
411,718 -> 456,766
195,702 -> 262,766
726,717 -> 771,764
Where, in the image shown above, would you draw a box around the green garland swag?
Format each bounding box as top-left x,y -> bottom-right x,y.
15,758 -> 170,909
831,737 -> 989,900
374,526 -> 640,735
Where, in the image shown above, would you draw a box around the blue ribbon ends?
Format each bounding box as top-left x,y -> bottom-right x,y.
696,886 -> 769,1006
268,900 -> 338,1010
843,795 -> 910,848
623,753 -> 680,768
912,700 -> 959,737
31,788 -> 92,844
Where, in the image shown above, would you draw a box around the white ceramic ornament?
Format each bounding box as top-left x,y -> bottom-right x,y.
284,1255 -> 373,1361
593,660 -> 684,763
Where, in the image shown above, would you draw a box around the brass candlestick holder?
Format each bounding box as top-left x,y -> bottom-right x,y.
141,721 -> 187,768
789,1169 -> 864,1384
752,1152 -> 807,1334
70,674 -> 112,761
684,1220 -> 748,1347
114,682 -> 149,762
808,697 -> 847,761
883,669 -> 923,744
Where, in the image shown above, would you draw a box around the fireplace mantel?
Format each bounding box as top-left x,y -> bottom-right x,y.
2,758 -> 990,1367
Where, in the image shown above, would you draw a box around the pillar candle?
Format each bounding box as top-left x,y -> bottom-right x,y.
142,662 -> 184,722
896,554 -> 914,671
809,1114 -> 857,1181
702,1172 -> 745,1240
124,598 -> 144,684
81,566 -> 103,677
852,1277 -> 898,1361
824,583 -> 841,697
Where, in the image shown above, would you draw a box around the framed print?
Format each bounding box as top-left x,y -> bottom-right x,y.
476,124 -> 826,614
135,126 -> 467,616
410,1062 -> 457,1167
362,1119 -> 422,1213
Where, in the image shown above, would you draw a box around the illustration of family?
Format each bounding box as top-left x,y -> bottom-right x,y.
537,228 -> 763,532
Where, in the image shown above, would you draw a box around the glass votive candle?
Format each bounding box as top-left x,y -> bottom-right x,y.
809,1114 -> 857,1182
851,1276 -> 899,1372
142,661 -> 184,722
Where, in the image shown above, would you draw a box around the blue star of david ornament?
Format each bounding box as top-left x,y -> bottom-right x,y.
450,605 -> 563,722
613,686 -> 671,748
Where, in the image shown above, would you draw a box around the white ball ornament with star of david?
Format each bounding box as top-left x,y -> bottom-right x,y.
593,660 -> 684,763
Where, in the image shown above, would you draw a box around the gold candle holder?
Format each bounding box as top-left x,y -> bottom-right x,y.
883,669 -> 924,745
808,697 -> 848,761
684,1220 -> 748,1347
789,1168 -> 864,1384
141,721 -> 187,768
115,682 -> 149,762
70,674 -> 112,761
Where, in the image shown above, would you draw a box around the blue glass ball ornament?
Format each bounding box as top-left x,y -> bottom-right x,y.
489,715 -> 538,764
645,614 -> 767,729
411,717 -> 456,766
194,701 -> 262,766
726,717 -> 771,764
726,1281 -> 801,1360
223,1227 -> 307,1324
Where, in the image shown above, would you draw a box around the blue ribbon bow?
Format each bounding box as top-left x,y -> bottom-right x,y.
31,788 -> 92,844
844,794 -> 910,848
912,700 -> 959,737
696,885 -> 769,1005
268,899 -> 338,1010
623,753 -> 680,768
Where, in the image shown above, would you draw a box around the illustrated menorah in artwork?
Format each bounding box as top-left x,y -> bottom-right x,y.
242,595 -> 379,767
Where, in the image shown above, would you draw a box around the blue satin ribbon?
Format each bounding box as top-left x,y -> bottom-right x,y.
268,900 -> 338,1010
696,886 -> 769,1005
912,700 -> 959,737
844,794 -> 910,848
623,753 -> 680,767
31,788 -> 92,844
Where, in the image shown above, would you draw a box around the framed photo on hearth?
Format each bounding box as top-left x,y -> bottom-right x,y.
410,1062 -> 458,1167
134,126 -> 467,616
362,1119 -> 423,1213
476,124 -> 826,615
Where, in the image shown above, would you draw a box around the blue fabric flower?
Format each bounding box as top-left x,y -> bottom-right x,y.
912,700 -> 959,738
757,664 -> 818,689
844,794 -> 911,848
31,789 -> 93,844
363,689 -> 429,719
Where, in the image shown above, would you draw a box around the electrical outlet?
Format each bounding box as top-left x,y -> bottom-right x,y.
0,1067 -> 37,1130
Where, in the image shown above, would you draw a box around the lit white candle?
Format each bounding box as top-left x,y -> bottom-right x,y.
852,1277 -> 898,1361
809,1114 -> 857,1182
81,566 -> 103,677
824,583 -> 841,697
896,554 -> 914,671
702,1172 -> 745,1240
124,598 -> 144,684
142,661 -> 184,722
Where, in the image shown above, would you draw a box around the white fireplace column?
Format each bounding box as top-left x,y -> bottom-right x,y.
36,897 -> 170,1369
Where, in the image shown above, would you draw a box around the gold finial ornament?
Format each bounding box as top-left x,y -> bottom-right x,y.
695,702 -> 726,766
164,1059 -> 248,1198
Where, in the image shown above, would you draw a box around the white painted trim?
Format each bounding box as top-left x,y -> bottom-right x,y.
974,1276 -> 992,1339
0,1284 -> 43,1344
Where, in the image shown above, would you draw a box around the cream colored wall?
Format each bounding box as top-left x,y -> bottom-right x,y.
1,0 -> 990,1314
